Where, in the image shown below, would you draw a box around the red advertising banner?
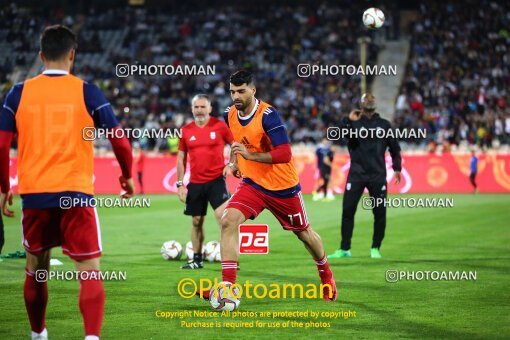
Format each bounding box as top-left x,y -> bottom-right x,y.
239,224 -> 269,254
7,153 -> 510,194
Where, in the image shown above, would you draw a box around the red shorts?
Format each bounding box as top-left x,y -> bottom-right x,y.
226,182 -> 310,232
22,207 -> 102,260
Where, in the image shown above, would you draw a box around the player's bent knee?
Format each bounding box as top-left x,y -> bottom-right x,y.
220,209 -> 243,230
220,216 -> 235,230
192,216 -> 204,228
214,212 -> 224,225
221,218 -> 239,230
74,257 -> 100,271
294,228 -> 321,244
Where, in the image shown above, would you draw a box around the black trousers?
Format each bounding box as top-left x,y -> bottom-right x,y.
469,172 -> 477,189
341,180 -> 387,250
317,167 -> 331,194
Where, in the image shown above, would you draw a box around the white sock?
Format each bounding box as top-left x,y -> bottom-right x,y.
85,336 -> 99,340
32,328 -> 48,340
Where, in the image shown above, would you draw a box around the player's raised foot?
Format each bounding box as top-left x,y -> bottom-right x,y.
327,249 -> 351,259
370,248 -> 382,259
31,328 -> 48,340
181,260 -> 203,269
321,275 -> 338,302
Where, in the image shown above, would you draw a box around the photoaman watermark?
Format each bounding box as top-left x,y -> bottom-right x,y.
177,278 -> 333,300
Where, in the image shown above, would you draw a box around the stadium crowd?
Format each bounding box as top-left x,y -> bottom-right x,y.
0,2 -> 385,152
1,1 -> 509,152
394,1 -> 510,150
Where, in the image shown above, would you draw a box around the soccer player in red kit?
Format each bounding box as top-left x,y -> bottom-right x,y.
177,94 -> 234,269
199,70 -> 337,301
0,25 -> 134,340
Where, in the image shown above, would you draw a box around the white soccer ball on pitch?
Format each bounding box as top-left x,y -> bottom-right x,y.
185,241 -> 205,260
209,281 -> 241,311
161,240 -> 183,260
204,241 -> 221,262
363,7 -> 385,29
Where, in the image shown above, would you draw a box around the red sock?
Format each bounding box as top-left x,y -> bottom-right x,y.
79,271 -> 105,337
24,269 -> 48,333
315,255 -> 332,281
221,261 -> 238,284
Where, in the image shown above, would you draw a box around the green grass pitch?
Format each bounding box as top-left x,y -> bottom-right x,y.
1,194 -> 509,339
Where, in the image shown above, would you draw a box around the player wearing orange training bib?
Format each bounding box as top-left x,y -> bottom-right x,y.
0,25 -> 134,340
197,70 -> 337,302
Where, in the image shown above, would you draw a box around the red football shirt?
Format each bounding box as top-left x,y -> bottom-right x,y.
178,117 -> 233,183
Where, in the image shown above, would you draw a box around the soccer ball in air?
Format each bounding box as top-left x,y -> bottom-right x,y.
160,241 -> 182,260
363,8 -> 385,29
185,241 -> 205,260
209,281 -> 241,311
204,241 -> 221,262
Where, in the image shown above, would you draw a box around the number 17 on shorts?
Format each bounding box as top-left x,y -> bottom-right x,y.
239,224 -> 269,254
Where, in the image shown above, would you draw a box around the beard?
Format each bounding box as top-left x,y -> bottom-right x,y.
194,115 -> 207,123
234,98 -> 251,112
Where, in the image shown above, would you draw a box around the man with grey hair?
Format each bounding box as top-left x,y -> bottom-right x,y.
329,93 -> 402,259
176,94 -> 234,269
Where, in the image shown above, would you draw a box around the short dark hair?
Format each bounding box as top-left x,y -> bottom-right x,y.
230,70 -> 254,86
40,25 -> 77,61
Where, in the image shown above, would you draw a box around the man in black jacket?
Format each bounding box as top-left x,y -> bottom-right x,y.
329,93 -> 401,259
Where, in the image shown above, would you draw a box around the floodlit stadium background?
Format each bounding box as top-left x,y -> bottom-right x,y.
1,1 -> 509,338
